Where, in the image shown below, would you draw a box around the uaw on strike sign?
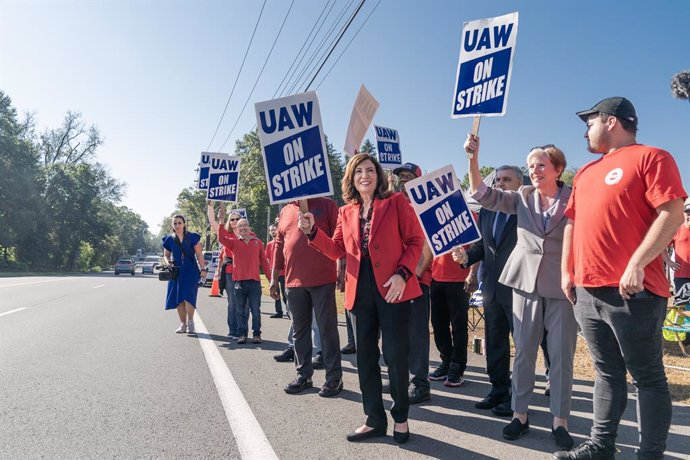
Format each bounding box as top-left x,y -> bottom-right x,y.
404,165 -> 480,257
255,91 -> 333,204
451,12 -> 518,117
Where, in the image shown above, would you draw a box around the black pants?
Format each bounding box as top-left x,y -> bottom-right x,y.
288,283 -> 342,384
350,258 -> 410,429
483,296 -> 513,400
274,275 -> 287,314
430,281 -> 469,374
409,284 -> 430,390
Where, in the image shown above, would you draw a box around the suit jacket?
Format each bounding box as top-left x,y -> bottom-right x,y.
310,192 -> 423,310
465,208 -> 517,306
473,183 -> 571,300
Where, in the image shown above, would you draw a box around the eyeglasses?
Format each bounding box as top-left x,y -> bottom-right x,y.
530,144 -> 555,151
229,218 -> 240,221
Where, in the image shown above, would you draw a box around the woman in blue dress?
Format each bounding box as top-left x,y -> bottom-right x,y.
162,214 -> 207,334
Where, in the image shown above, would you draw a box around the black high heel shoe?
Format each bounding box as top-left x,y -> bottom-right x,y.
393,429 -> 410,444
346,426 -> 387,442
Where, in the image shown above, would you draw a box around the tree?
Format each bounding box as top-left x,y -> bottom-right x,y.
359,138 -> 376,154
460,166 -> 496,189
39,111 -> 103,165
0,91 -> 42,265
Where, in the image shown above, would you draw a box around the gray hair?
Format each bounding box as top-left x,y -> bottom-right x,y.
496,165 -> 524,184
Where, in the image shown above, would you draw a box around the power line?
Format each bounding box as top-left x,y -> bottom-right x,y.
304,0 -> 367,91
206,0 -> 267,151
283,0 -> 356,97
271,0 -> 335,99
316,0 -> 383,90
218,0 -> 296,151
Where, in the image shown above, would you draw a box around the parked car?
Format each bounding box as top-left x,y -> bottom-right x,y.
203,251 -> 220,286
142,255 -> 161,274
114,258 -> 136,276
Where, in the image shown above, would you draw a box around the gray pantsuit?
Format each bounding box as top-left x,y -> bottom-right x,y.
473,180 -> 577,419
512,289 -> 577,417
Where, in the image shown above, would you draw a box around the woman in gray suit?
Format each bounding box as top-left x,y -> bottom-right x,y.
454,135 -> 578,451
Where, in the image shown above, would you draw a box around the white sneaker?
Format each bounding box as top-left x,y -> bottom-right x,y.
187,320 -> 195,334
175,323 -> 187,333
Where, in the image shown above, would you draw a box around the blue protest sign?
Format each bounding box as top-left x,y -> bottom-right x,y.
451,12 -> 519,118
373,125 -> 402,169
227,208 -> 248,219
197,152 -> 214,190
255,91 -> 333,205
404,164 -> 480,257
206,153 -> 241,202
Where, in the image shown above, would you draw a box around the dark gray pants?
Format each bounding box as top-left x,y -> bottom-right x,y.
287,283 -> 342,384
575,287 -> 671,459
409,284 -> 430,390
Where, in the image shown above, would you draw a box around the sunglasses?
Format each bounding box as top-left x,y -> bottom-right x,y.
229,218 -> 240,222
530,144 -> 555,151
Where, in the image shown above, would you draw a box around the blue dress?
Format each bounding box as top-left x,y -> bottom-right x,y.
162,232 -> 201,310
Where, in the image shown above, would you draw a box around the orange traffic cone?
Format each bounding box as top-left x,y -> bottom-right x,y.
209,273 -> 222,297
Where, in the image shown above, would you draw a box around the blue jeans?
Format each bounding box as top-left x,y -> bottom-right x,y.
234,279 -> 262,337
225,273 -> 238,336
574,287 -> 671,459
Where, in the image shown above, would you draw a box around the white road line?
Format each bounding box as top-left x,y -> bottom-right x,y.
0,308 -> 26,317
0,277 -> 78,289
92,284 -> 105,289
193,314 -> 278,460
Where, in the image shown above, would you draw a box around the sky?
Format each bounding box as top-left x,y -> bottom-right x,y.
2,0 -> 689,233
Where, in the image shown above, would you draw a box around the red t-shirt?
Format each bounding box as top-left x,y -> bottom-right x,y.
431,252 -> 470,282
273,198 -> 339,288
218,226 -> 271,282
672,225 -> 690,278
565,144 -> 686,297
265,240 -> 284,277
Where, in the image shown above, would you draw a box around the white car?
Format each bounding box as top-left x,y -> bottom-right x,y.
203,251 -> 220,286
142,255 -> 161,274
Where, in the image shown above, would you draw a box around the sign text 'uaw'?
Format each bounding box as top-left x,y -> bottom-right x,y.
451,11 -> 519,118
206,153 -> 241,202
373,125 -> 402,169
255,91 -> 333,205
404,164 -> 480,257
197,151 -> 218,190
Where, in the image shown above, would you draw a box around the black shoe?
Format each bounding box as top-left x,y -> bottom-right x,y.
503,418 -> 529,440
475,394 -> 504,409
408,385 -> 430,404
341,343 -> 356,354
273,347 -> 295,362
491,401 -> 513,417
284,376 -> 313,394
346,427 -> 387,442
312,352 -> 324,369
553,440 -> 615,459
444,363 -> 465,387
270,313 -> 283,318
393,429 -> 410,444
552,426 -> 574,451
428,361 -> 450,381
319,379 -> 343,397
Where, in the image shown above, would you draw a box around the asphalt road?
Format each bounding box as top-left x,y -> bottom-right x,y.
1,274 -> 688,459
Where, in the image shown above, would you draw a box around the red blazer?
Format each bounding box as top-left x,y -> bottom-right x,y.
310,192 -> 424,310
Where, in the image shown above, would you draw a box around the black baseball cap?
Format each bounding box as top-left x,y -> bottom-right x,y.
576,97 -> 638,126
393,162 -> 422,178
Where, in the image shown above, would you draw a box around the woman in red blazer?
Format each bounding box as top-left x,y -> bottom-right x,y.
299,153 -> 424,444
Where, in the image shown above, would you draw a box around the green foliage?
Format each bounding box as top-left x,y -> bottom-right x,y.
0,90 -> 159,270
560,168 -> 578,186
460,166 -> 496,189
360,138 -> 376,154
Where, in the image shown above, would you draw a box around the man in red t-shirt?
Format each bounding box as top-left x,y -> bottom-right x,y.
266,224 -> 287,318
391,162 -> 434,404
557,97 -> 686,460
270,197 -> 343,397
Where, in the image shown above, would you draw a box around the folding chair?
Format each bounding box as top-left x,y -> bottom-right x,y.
467,282 -> 485,332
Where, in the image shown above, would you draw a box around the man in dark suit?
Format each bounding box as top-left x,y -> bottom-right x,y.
462,165 -> 522,416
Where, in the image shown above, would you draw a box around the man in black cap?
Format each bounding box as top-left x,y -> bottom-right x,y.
556,97 -> 685,460
391,162 -> 434,404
